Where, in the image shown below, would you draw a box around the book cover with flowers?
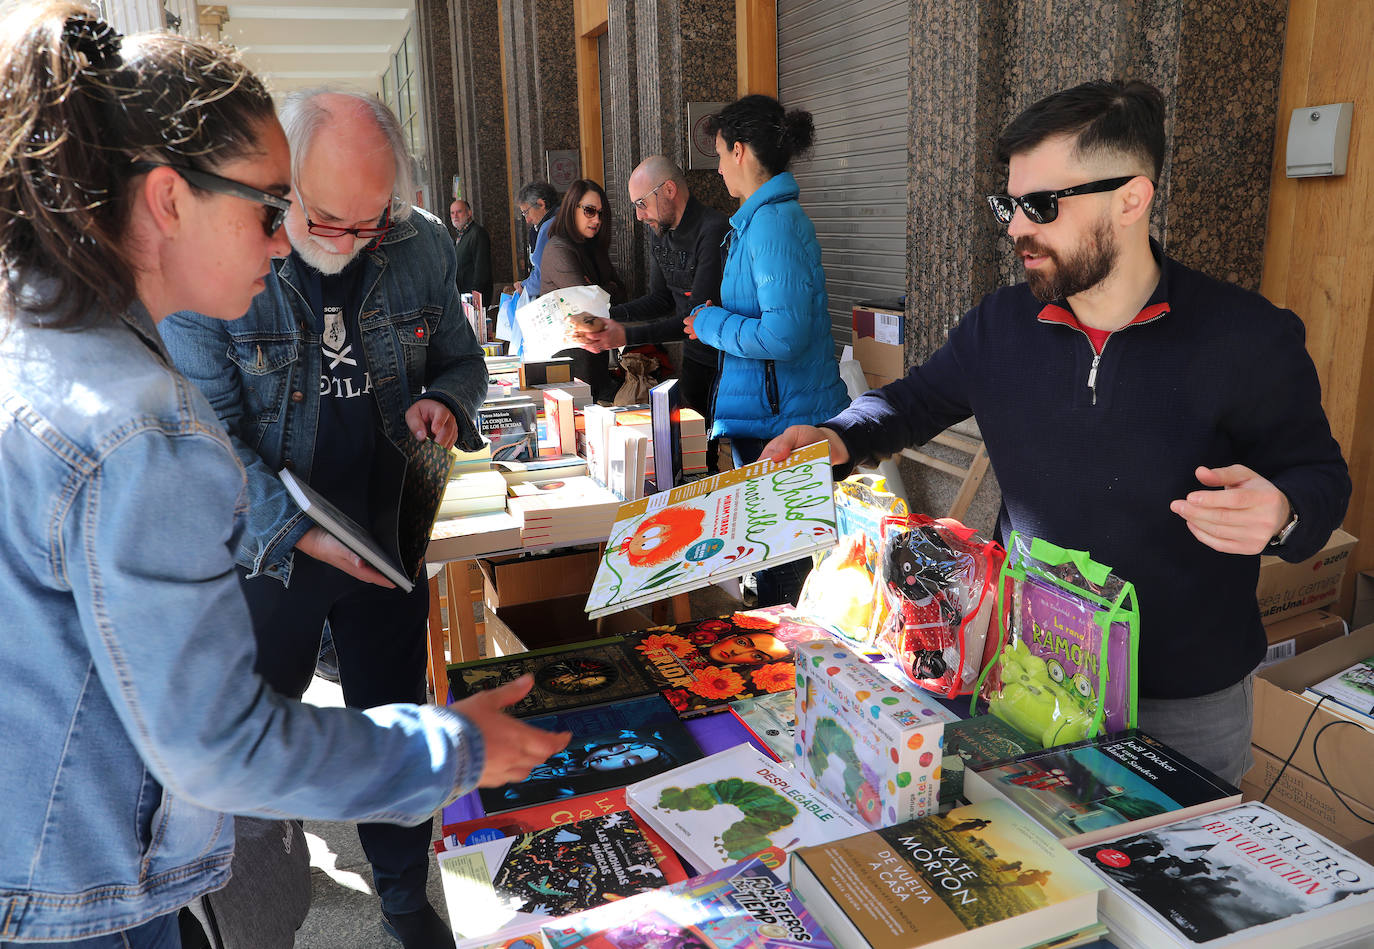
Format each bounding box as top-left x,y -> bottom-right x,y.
584,442 -> 838,619
624,609 -> 833,718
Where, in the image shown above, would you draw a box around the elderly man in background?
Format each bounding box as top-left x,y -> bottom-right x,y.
451,197 -> 493,306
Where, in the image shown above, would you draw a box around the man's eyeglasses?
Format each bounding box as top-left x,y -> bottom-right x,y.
986,175 -> 1138,226
130,161 -> 291,236
630,180 -> 667,211
298,188 -> 392,240
578,203 -> 604,220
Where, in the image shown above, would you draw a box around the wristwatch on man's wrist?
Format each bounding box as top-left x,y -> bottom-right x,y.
1269,504 -> 1299,547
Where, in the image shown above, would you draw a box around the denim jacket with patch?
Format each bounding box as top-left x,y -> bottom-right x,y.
159,207 -> 486,583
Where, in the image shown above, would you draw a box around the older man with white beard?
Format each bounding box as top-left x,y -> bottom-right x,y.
160,89 -> 488,949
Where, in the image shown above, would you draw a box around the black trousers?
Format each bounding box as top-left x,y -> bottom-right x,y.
677,356 -> 721,474
729,436 -> 813,606
238,555 -> 433,915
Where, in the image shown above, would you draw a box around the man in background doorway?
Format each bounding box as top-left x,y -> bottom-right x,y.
450,197 -> 493,306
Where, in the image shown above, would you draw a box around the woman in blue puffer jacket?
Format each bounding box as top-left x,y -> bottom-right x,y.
685,94 -> 850,605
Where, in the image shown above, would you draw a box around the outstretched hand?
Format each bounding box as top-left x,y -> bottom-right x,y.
450,675 -> 571,787
760,425 -> 850,465
1169,464 -> 1291,555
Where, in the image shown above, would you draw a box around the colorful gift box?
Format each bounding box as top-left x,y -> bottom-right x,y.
794,639 -> 955,827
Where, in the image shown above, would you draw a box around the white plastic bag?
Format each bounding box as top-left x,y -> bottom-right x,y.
513,284 -> 611,361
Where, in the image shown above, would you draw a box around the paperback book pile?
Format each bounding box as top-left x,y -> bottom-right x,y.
963,730 -> 1241,849
1078,802 -> 1374,948
506,475 -> 623,546
1302,653 -> 1374,724
790,799 -> 1105,949
494,453 -> 588,487
541,859 -> 837,949
585,441 -> 838,618
795,637 -> 957,827
625,743 -> 866,881
435,811 -> 684,948
438,469 -> 507,518
428,512 -> 522,562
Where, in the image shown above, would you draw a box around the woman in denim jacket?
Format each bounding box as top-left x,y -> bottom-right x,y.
685,95 -> 850,605
0,6 -> 567,946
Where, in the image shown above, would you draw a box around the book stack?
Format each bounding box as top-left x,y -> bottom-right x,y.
542,387 -> 577,457
506,475 -> 623,547
963,730 -> 1242,849
1080,802 -> 1374,948
625,743 -> 867,881
1302,653 -> 1374,726
790,799 -> 1106,949
680,408 -> 709,477
479,397 -> 538,462
485,354 -> 522,398
493,453 -> 588,489
608,425 -> 649,501
519,356 -> 574,388
437,468 -> 507,519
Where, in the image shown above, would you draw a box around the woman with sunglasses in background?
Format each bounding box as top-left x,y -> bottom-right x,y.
685,95 -> 850,607
539,178 -> 625,402
0,5 -> 564,946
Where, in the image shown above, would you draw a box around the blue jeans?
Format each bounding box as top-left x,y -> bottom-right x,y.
239,555 -> 434,914
730,436 -> 813,607
0,912 -> 181,949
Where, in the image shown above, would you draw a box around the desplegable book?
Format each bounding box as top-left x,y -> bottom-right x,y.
435,811 -> 678,947
541,859 -> 838,949
446,637 -> 660,718
585,441 -> 838,619
963,730 -> 1240,850
622,609 -> 832,717
1078,802 -> 1374,948
479,692 -> 702,815
624,742 -> 866,882
789,798 -> 1104,949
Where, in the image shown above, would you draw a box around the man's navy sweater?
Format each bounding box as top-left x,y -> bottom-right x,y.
827,249 -> 1350,700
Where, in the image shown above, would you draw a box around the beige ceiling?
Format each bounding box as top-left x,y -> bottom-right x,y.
210,0 -> 414,98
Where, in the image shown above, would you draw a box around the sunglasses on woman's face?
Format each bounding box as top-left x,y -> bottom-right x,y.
985,175 -> 1138,226
578,203 -> 604,220
130,161 -> 291,236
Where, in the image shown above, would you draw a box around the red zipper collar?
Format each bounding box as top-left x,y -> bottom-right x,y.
1036,300 -> 1171,332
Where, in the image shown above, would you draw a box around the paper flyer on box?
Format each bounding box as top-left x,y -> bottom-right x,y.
584,442 -> 838,619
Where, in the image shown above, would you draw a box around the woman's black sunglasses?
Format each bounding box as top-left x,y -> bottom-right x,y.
986,175 -> 1138,225
130,161 -> 292,236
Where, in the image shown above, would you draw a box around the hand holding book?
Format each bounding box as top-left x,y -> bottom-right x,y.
295,526 -> 394,587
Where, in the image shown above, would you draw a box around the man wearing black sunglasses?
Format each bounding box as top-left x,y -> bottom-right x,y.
763,79 -> 1349,786
160,90 -> 540,949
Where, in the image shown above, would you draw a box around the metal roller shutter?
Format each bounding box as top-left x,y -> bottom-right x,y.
778,0 -> 908,352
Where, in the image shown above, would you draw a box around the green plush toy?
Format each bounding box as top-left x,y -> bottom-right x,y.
989,638 -> 1093,747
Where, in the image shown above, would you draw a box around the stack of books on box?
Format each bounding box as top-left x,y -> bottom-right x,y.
437,469 -> 507,518
506,475 -> 623,547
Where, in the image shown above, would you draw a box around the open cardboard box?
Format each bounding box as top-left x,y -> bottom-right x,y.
1256,528 -> 1358,625
1241,744 -> 1374,863
483,593 -> 652,656
478,547 -> 601,610
1258,608 -> 1346,668
1251,623 -> 1374,807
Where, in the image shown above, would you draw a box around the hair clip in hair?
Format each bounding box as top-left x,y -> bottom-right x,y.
62,15 -> 123,71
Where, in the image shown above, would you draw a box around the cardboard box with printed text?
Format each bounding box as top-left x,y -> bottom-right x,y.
1251,622 -> 1374,809
1255,528 -> 1357,625
851,303 -> 904,388
1259,608 -> 1346,668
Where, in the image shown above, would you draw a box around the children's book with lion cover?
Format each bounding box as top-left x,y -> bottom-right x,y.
585,442 -> 838,619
